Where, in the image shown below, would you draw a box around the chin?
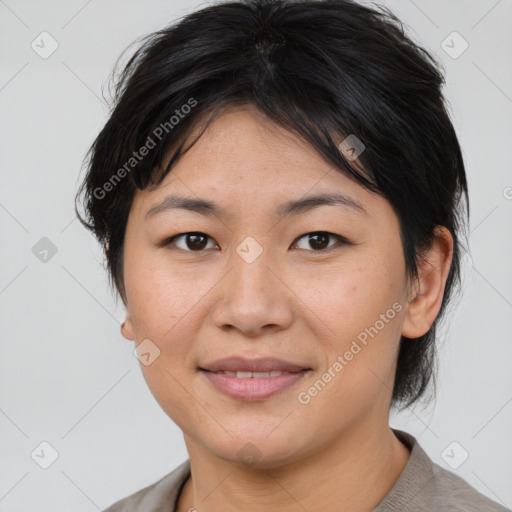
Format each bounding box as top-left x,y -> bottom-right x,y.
205,431 -> 309,470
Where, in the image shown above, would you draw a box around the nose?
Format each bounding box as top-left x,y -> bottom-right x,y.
211,249 -> 294,339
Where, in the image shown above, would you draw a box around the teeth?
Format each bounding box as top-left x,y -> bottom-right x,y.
215,370 -> 291,378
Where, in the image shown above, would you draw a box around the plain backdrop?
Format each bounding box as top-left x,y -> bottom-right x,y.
0,0 -> 511,510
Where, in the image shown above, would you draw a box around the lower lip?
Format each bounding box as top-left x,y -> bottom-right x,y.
201,370 -> 310,401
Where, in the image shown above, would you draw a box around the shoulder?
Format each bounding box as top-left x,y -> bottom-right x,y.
103,459 -> 191,512
427,463 -> 510,511
374,429 -> 510,512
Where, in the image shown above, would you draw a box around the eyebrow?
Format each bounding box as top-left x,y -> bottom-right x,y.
145,192 -> 367,221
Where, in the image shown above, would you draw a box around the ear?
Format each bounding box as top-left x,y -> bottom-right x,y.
121,313 -> 135,341
401,226 -> 453,339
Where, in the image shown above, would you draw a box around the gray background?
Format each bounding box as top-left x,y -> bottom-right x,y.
0,0 -> 511,510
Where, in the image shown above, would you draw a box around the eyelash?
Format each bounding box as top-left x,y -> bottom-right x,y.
158,231 -> 349,253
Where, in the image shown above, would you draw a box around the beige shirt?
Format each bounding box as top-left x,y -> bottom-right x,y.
103,429 -> 510,511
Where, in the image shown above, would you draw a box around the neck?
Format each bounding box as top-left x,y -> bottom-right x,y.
177,424 -> 410,512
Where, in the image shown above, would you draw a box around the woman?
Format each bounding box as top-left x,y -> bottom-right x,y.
76,0 -> 509,510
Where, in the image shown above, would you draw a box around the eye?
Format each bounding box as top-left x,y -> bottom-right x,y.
292,231 -> 347,252
161,232 -> 218,252
159,231 -> 348,253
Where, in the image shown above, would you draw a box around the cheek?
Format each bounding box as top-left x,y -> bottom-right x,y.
296,256 -> 402,339
295,256 -> 404,390
123,244 -> 206,338
123,250 -> 206,420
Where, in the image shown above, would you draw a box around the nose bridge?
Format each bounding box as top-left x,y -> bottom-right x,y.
211,236 -> 293,336
229,236 -> 278,309
234,238 -> 275,290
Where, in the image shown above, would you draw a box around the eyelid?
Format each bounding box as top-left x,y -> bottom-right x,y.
159,231 -> 349,252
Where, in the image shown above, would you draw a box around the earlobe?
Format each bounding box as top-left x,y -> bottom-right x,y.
120,315 -> 135,341
401,226 -> 453,339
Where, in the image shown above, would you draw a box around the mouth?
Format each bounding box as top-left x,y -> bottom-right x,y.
203,370 -> 301,378
199,356 -> 312,401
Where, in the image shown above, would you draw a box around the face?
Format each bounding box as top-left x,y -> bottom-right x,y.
121,103 -> 416,467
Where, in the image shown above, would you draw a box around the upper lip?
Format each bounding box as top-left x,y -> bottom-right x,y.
200,356 -> 310,373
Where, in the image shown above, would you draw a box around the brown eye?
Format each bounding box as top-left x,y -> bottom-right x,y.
164,232 -> 217,251
160,231 -> 347,253
293,231 -> 346,252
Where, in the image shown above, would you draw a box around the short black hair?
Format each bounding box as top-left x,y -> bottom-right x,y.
76,0 -> 469,411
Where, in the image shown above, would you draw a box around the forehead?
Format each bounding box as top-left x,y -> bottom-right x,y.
131,103 -> 386,220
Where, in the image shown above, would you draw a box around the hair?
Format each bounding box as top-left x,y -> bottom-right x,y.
75,0 -> 469,411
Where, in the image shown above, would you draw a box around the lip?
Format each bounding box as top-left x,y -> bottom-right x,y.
200,356 -> 310,373
201,369 -> 310,401
199,356 -> 312,401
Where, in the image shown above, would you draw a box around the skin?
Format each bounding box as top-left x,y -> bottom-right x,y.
121,103 -> 453,512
